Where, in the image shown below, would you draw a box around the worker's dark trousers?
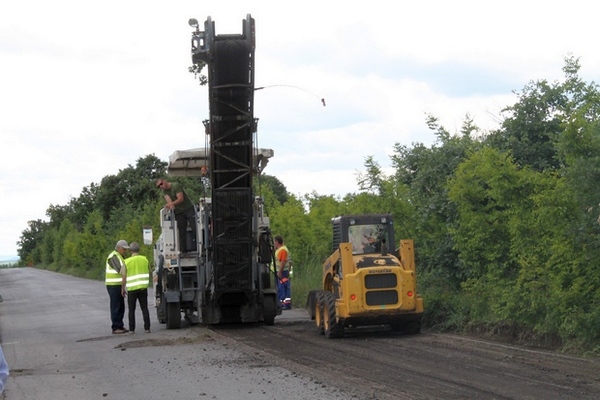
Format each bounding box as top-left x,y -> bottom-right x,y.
175,207 -> 196,253
127,288 -> 150,332
107,285 -> 125,331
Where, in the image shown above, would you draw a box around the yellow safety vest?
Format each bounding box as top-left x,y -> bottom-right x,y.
124,254 -> 150,291
105,251 -> 124,286
275,245 -> 291,270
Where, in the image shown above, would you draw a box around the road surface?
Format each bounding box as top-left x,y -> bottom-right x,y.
0,268 -> 349,399
1,267 -> 599,399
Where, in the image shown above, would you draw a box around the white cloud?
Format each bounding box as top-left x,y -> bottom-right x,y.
0,0 -> 597,256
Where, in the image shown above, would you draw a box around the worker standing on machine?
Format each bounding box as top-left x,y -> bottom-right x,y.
156,178 -> 196,253
274,235 -> 292,310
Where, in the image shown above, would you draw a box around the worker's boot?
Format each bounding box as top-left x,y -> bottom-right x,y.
283,298 -> 292,310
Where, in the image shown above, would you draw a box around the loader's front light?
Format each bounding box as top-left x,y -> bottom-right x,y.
350,294 -> 357,301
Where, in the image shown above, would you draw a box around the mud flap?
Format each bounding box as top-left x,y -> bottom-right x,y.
165,291 -> 180,303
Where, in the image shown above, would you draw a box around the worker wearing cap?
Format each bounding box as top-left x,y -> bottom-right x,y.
106,240 -> 129,334
121,242 -> 151,334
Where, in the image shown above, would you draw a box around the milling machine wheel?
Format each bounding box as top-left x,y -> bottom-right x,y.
263,295 -> 276,326
156,292 -> 166,324
166,301 -> 182,329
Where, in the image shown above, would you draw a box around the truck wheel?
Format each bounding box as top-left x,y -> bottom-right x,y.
315,291 -> 325,335
166,302 -> 182,329
156,257 -> 166,323
323,292 -> 343,338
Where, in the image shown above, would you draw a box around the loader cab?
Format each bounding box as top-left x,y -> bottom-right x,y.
332,214 -> 395,256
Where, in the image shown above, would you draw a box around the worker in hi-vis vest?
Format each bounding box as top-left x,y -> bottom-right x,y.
106,240 -> 129,334
274,235 -> 292,309
121,242 -> 151,334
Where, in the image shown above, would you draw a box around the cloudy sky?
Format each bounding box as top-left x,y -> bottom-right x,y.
1,1 -> 598,257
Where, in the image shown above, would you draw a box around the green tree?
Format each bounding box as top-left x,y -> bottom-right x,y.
40,227 -> 57,266
78,210 -> 110,275
68,183 -> 99,230
506,172 -> 576,339
45,204 -> 71,230
256,174 -> 288,205
356,155 -> 385,195
17,219 -> 48,264
391,115 -> 476,286
448,147 -> 531,324
269,195 -> 313,268
53,219 -> 76,265
485,55 -> 592,173
95,155 -> 167,221
303,193 -> 344,257
352,156 -> 416,239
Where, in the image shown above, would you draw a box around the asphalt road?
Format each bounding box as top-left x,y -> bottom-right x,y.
217,318 -> 600,399
1,267 -> 600,400
0,267 -> 349,400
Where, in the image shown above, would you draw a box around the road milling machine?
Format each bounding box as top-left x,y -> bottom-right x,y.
152,14 -> 281,329
307,214 -> 424,338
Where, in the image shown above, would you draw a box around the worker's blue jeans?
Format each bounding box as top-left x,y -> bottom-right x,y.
278,270 -> 291,306
107,285 -> 125,331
